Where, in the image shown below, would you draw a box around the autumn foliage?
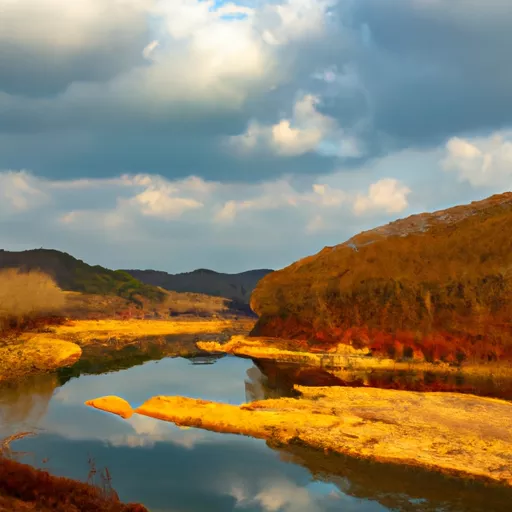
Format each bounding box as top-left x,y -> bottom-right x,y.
0,456 -> 147,512
251,192 -> 512,363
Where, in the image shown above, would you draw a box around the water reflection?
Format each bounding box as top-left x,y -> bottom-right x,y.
253,360 -> 512,401
0,342 -> 511,511
0,373 -> 58,435
57,334 -> 214,385
276,445 -> 512,512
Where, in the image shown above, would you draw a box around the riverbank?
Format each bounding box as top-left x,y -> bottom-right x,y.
52,318 -> 252,345
0,455 -> 147,511
0,318 -> 254,382
86,386 -> 512,486
0,336 -> 81,382
198,335 -> 512,378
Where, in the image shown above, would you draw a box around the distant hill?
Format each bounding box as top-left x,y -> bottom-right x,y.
250,192 -> 512,363
122,268 -> 273,305
0,249 -> 166,306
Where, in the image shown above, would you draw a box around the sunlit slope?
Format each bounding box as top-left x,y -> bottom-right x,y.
250,192 -> 512,363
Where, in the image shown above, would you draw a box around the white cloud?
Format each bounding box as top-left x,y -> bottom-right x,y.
353,178 -> 411,215
238,480 -> 321,512
442,132 -> 512,188
258,0 -> 337,46
142,40 -> 160,60
0,0 -> 338,124
0,170 -> 49,213
227,93 -> 361,158
129,189 -> 203,219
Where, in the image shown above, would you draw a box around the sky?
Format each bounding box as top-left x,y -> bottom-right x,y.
1,0 -> 511,273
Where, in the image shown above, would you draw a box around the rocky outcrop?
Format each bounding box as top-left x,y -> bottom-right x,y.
250,192 -> 512,363
86,387 -> 512,486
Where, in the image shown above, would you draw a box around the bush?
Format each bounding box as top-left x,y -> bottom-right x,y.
0,269 -> 65,330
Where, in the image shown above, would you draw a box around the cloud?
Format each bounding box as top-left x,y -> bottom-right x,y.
0,170 -> 49,214
2,0 -> 511,187
142,40 -> 160,60
353,178 -> 411,215
227,93 -> 362,157
128,188 -> 203,220
0,128 -> 508,273
0,0 -> 150,97
1,1 -> 512,273
442,132 -> 512,188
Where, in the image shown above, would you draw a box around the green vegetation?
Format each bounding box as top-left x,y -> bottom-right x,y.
123,267 -> 272,304
251,192 -> 512,363
72,268 -> 166,305
0,249 -> 167,306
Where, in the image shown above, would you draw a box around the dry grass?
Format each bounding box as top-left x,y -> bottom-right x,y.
163,291 -> 228,315
0,456 -> 147,511
51,318 -> 248,346
0,336 -> 82,382
0,270 -> 65,331
62,290 -> 230,320
86,386 -> 512,486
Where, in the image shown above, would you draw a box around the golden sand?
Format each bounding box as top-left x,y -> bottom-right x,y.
86,386 -> 512,486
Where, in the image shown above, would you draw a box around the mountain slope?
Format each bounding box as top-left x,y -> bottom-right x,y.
0,249 -> 166,305
250,192 -> 512,363
123,268 -> 273,304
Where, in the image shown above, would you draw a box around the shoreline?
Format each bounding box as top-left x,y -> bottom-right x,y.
197,335 -> 512,378
0,318 -> 254,382
86,385 -> 512,487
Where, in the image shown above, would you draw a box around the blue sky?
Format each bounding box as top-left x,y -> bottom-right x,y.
1,0 -> 511,273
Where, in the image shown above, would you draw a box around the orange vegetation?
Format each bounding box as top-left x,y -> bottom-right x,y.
251,192 -> 512,363
0,456 -> 147,512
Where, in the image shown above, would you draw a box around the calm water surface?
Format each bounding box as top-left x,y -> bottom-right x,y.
0,339 -> 511,512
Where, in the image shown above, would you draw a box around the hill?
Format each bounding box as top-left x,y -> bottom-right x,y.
0,249 -> 167,306
0,249 -> 256,319
123,268 -> 273,305
250,192 -> 512,363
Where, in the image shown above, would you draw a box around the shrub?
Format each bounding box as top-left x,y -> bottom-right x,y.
0,269 -> 65,330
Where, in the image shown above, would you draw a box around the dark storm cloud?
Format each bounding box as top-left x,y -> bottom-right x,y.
0,128 -> 340,182
0,44 -> 149,98
1,0 -> 512,184
345,0 -> 512,145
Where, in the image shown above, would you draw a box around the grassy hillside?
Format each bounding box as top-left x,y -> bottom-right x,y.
250,192 -> 512,363
0,249 -> 166,306
123,267 -> 273,304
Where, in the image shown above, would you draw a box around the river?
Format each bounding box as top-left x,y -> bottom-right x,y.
0,336 -> 511,512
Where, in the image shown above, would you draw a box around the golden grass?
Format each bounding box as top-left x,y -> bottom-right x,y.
51,318 -> 243,345
0,336 -> 81,382
0,269 -> 65,330
86,386 -> 512,486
